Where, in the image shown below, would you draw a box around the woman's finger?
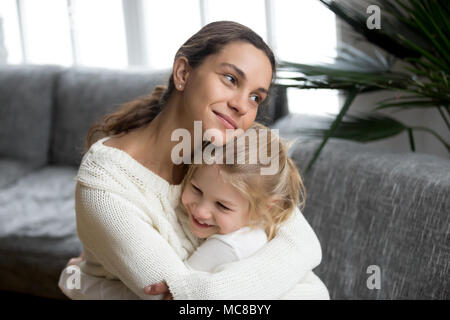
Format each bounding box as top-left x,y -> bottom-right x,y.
163,293 -> 173,300
144,282 -> 169,295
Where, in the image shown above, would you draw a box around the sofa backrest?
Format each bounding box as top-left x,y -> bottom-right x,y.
288,137 -> 450,299
0,65 -> 62,166
49,67 -> 170,166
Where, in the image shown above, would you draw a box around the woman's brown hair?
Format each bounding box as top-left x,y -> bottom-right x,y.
85,21 -> 276,150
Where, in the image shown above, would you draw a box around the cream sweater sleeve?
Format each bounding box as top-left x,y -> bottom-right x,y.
75,183 -> 193,300
166,206 -> 322,300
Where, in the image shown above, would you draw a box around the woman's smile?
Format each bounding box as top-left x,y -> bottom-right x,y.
213,110 -> 237,129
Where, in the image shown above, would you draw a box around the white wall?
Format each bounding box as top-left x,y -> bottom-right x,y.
0,17 -> 7,64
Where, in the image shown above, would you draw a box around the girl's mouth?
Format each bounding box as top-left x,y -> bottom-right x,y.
191,215 -> 213,228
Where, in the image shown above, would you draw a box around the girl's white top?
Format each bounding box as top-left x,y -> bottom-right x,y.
58,136 -> 329,300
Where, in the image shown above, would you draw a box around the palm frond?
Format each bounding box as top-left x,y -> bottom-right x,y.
296,112 -> 408,142
278,0 -> 450,170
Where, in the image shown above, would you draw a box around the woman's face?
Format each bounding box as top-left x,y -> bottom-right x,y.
181,165 -> 250,239
179,41 -> 273,145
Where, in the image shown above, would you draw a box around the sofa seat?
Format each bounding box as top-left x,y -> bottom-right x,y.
0,166 -> 82,299
0,159 -> 41,189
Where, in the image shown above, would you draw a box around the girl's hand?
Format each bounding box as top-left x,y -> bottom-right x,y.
66,251 -> 84,267
144,282 -> 173,300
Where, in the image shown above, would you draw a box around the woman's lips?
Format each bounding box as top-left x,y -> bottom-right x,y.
213,111 -> 237,129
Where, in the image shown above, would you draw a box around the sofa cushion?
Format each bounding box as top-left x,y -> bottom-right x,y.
50,67 -> 171,167
0,158 -> 40,189
284,136 -> 450,299
0,65 -> 62,165
0,166 -> 82,299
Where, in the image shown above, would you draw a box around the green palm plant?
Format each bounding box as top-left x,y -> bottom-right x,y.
277,0 -> 449,173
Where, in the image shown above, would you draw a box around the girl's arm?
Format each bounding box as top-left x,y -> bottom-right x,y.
164,206 -> 322,299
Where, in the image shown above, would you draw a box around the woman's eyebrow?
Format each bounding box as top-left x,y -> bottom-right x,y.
220,62 -> 269,95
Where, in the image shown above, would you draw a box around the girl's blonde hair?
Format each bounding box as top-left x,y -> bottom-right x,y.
181,122 -> 306,240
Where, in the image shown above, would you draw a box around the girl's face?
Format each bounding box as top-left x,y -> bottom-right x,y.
180,41 -> 273,145
181,165 -> 250,239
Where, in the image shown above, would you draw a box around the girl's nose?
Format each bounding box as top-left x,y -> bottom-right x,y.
193,204 -> 212,220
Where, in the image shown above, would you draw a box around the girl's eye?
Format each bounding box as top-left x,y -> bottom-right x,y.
224,74 -> 236,85
216,202 -> 230,211
191,184 -> 202,194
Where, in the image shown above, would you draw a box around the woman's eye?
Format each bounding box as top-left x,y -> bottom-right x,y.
224,74 -> 236,85
250,95 -> 261,103
216,202 -> 230,211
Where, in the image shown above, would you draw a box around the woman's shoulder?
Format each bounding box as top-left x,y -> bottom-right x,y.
77,133 -> 179,199
76,134 -> 143,190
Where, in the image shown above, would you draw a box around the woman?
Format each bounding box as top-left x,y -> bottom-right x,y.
64,20 -> 323,299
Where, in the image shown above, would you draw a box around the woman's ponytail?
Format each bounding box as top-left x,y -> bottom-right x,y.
85,85 -> 168,151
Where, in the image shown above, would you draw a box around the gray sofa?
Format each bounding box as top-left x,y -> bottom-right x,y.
0,64 -> 448,300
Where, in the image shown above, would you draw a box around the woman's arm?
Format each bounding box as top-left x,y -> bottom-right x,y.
77,181 -> 320,300
75,183 -> 195,300
164,206 -> 322,299
58,259 -> 147,300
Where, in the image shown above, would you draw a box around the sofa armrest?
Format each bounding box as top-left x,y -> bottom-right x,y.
287,137 -> 450,299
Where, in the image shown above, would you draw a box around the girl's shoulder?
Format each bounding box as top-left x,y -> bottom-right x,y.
209,227 -> 268,260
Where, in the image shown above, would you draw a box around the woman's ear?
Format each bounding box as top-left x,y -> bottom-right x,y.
173,56 -> 191,90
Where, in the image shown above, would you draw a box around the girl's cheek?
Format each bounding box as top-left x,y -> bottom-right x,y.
181,190 -> 193,209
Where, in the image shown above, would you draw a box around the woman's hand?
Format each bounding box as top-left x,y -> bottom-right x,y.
144,282 -> 173,300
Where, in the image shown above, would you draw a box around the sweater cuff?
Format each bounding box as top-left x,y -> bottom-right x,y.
165,273 -> 193,300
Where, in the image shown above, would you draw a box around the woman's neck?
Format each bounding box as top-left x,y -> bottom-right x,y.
128,95 -> 191,185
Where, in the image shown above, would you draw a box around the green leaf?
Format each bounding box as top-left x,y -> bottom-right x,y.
299,112 -> 408,143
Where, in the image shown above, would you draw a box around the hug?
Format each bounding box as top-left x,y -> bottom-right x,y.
58,20 -> 329,300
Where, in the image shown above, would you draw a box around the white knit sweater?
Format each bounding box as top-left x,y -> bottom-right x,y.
73,136 -> 324,300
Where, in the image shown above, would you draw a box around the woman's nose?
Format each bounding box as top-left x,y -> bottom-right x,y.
228,92 -> 250,115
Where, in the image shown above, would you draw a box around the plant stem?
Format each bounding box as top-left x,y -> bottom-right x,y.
407,128 -> 416,152
305,86 -> 360,173
438,106 -> 450,130
411,126 -> 450,153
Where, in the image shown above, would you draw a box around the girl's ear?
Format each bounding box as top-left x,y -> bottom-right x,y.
266,195 -> 280,209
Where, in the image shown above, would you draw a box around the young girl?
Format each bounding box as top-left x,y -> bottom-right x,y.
59,123 -> 329,299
